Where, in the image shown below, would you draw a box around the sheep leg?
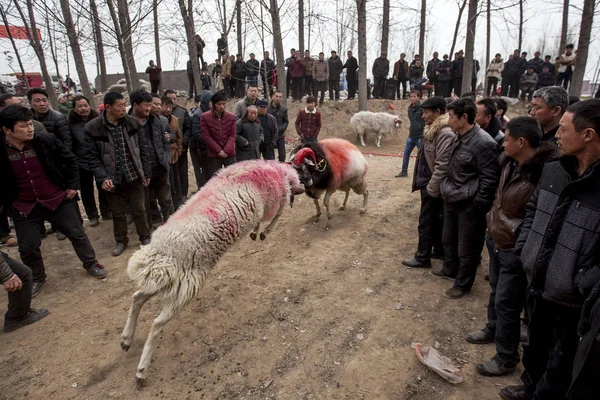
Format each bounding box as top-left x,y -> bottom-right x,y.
361,189 -> 369,215
376,134 -> 382,148
307,199 -> 321,223
339,190 -> 350,211
260,207 -> 283,240
250,223 -> 260,241
121,291 -> 155,352
135,305 -> 179,387
359,133 -> 366,147
324,192 -> 333,230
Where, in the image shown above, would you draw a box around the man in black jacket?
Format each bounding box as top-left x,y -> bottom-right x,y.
164,89 -> 192,198
503,50 -> 524,98
268,91 -> 289,162
343,50 -> 358,100
529,86 -> 568,144
328,51 -> 344,101
1,106 -> 106,297
372,53 -> 390,99
426,52 -> 440,96
499,100 -> 600,400
27,88 -> 71,149
451,51 -> 464,97
433,99 -> 500,298
232,54 -> 247,99
475,98 -> 504,147
245,53 -> 260,88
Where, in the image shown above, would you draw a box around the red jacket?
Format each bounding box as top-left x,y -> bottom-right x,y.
201,110 -> 237,158
145,65 -> 162,81
289,57 -> 305,78
295,108 -> 321,139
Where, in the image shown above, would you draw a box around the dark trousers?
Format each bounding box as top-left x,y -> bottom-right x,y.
452,78 -> 463,97
206,156 -> 237,178
557,69 -> 572,90
11,200 -> 97,282
329,79 -> 340,100
484,235 -> 527,367
373,77 -> 386,98
187,75 -> 196,99
415,188 -> 444,263
0,211 -> 10,236
431,78 -> 440,97
178,149 -> 189,198
223,78 -> 232,97
441,201 -> 487,292
235,78 -> 246,98
301,137 -> 318,144
487,77 -> 499,96
247,75 -> 258,87
471,78 -> 477,93
79,168 -> 110,220
260,142 -> 276,160
189,144 -> 209,191
145,166 -> 173,227
347,75 -> 357,99
521,295 -> 580,399
439,80 -> 452,98
276,137 -> 286,162
2,252 -> 32,321
103,179 -> 150,245
502,75 -> 519,98
396,77 -> 408,99
169,162 -> 182,211
286,71 -> 291,98
521,84 -> 536,102
304,76 -> 314,96
292,77 -> 303,101
150,80 -> 160,94
315,80 -> 327,104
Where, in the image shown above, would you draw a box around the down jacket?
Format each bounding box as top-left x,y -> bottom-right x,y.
328,56 -> 344,80
516,157 -> 600,308
295,108 -> 321,140
440,124 -> 500,207
33,109 -> 72,150
268,102 -> 289,140
372,57 -> 390,79
200,110 -> 237,158
486,143 -> 561,251
68,108 -> 99,170
235,114 -> 263,161
486,59 -> 504,79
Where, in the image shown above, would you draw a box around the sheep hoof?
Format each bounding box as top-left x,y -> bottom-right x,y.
250,232 -> 257,241
259,232 -> 266,241
338,205 -> 346,211
120,341 -> 130,352
135,376 -> 147,388
325,224 -> 331,231
360,209 -> 367,215
307,215 -> 320,224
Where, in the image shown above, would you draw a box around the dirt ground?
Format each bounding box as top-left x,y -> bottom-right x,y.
0,99 -> 527,400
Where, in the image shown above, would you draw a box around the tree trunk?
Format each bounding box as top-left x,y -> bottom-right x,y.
153,0 -> 161,93
356,0 -> 368,111
59,0 -> 95,107
44,9 -> 60,80
569,0 -> 594,96
299,0 -> 304,53
485,0 -> 490,95
269,0 -> 285,105
419,0 -> 426,59
559,0 -> 569,53
518,0 -> 523,51
90,0 -> 107,92
178,0 -> 202,99
14,0 -> 59,109
117,0 -> 139,90
381,0 -> 389,56
0,4 -> 29,89
450,0 -> 467,58
461,0 -> 477,96
236,0 -> 243,55
107,0 -> 133,93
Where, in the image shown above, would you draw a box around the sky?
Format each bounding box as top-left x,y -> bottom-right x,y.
1,0 -> 598,85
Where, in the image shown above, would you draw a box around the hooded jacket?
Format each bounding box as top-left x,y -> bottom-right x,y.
328,55 -> 344,80
68,108 -> 99,170
486,58 -> 504,79
235,112 -> 263,161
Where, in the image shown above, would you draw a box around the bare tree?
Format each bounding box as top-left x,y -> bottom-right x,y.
106,0 -> 134,93
485,0 -> 491,95
178,0 -> 202,99
450,0 -> 467,58
299,0 -> 304,53
153,0 -> 162,91
518,0 -> 524,51
0,3 -> 28,89
236,0 -> 243,55
14,0 -> 59,109
381,0 -> 390,56
44,6 -> 61,80
461,0 -> 477,95
268,0 -> 286,104
419,0 -> 426,59
59,0 -> 95,106
569,0 -> 595,96
117,0 -> 139,90
356,0 -> 368,111
559,0 -> 569,53
89,0 -> 107,92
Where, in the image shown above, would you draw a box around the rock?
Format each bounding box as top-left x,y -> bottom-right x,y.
395,302 -> 404,310
365,288 -> 374,294
356,333 -> 365,340
71,382 -> 78,388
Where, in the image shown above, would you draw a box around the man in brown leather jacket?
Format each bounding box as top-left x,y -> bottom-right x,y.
465,116 -> 560,377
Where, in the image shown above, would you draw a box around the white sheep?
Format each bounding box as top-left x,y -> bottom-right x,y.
350,111 -> 402,148
119,160 -> 304,386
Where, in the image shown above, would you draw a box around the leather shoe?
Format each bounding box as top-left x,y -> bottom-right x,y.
102,212 -> 113,221
89,218 -> 100,227
499,385 -> 530,400
395,171 -> 408,178
31,281 -> 46,297
112,242 -> 127,257
3,309 -> 49,332
56,231 -> 67,241
431,252 -> 445,260
87,263 -> 107,279
466,329 -> 495,344
429,269 -> 456,281
141,238 -> 151,246
402,258 -> 431,268
444,287 -> 468,299
476,359 -> 516,377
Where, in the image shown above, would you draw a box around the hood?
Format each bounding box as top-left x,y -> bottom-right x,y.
200,90 -> 213,112
499,142 -> 562,184
423,113 -> 450,141
68,108 -> 99,124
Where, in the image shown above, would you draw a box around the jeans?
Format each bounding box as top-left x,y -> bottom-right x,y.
487,77 -> 499,96
441,200 -> 488,292
276,137 -> 286,162
401,137 -> 421,173
178,148 -> 189,199
103,179 -> 150,245
247,75 -> 258,87
79,168 -> 111,220
2,252 -> 32,321
145,166 -> 173,227
206,156 -> 237,178
410,78 -> 428,91
315,81 -> 327,104
329,79 -> 340,100
11,199 -> 98,282
521,295 -> 580,399
483,234 -> 527,367
415,188 -> 444,264
301,137 -> 318,144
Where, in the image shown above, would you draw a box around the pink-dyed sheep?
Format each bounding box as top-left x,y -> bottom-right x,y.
119,160 -> 304,386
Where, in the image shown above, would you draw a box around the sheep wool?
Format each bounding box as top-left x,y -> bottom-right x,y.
350,111 -> 402,148
120,160 -> 303,385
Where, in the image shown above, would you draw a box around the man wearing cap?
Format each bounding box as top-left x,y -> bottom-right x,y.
393,53 -> 409,99
427,52 -> 441,97
201,92 -> 237,177
256,100 -> 278,160
328,51 -> 344,101
556,44 -> 576,90
537,55 -> 555,75
402,97 -> 454,269
436,54 -> 453,98
372,53 -> 389,99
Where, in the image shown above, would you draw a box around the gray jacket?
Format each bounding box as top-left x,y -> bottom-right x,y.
143,114 -> 172,171
440,124 -> 500,206
235,117 -> 263,161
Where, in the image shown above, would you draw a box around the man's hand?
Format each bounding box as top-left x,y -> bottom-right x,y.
102,179 -> 114,191
144,178 -> 151,187
218,150 -> 227,159
3,274 -> 22,292
164,133 -> 170,142
65,189 -> 78,199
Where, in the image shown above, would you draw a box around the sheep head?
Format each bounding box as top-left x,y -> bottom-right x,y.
393,118 -> 403,128
279,162 -> 305,207
291,147 -> 318,188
